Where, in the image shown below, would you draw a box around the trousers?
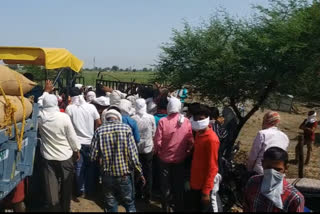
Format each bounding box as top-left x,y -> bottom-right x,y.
103,174 -> 136,212
159,160 -> 185,212
42,157 -> 74,212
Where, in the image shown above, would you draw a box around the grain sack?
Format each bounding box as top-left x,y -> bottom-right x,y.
0,96 -> 33,127
0,65 -> 37,96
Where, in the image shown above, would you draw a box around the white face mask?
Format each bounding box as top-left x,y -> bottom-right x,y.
261,169 -> 285,210
191,117 -> 210,131
307,112 -> 317,123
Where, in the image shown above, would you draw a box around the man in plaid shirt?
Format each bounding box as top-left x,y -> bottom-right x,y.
244,147 -> 304,212
90,109 -> 145,212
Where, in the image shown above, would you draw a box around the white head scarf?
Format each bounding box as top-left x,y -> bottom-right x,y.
93,96 -> 110,106
167,97 -> 182,115
39,94 -> 60,123
86,91 -> 96,103
135,98 -> 147,116
146,97 -> 157,115
101,109 -> 122,124
71,95 -> 86,106
307,112 -> 317,123
75,84 -> 83,90
110,90 -> 127,106
118,99 -> 133,116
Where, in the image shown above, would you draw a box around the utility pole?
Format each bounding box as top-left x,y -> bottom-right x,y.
93,57 -> 96,69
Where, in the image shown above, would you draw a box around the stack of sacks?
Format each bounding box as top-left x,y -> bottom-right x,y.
0,65 -> 35,127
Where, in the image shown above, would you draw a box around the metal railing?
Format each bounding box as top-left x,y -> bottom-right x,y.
96,79 -> 153,95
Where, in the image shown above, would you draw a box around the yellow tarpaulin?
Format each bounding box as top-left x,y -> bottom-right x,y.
0,47 -> 83,72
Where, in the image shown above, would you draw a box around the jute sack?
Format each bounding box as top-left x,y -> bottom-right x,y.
0,96 -> 33,126
0,65 -> 37,96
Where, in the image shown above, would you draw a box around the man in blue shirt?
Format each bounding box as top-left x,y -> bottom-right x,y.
108,100 -> 140,145
154,96 -> 168,127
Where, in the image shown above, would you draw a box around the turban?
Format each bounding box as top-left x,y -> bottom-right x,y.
39,94 -> 60,123
86,91 -> 96,103
101,109 -> 122,124
263,111 -> 280,129
167,97 -> 182,115
118,99 -> 133,115
135,98 -> 147,116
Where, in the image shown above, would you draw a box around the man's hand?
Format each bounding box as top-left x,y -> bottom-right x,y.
73,151 -> 81,162
44,80 -> 54,93
140,175 -> 146,187
217,116 -> 225,125
102,86 -> 113,93
201,194 -> 210,206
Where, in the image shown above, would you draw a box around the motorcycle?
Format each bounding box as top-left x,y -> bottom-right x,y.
218,141 -> 249,212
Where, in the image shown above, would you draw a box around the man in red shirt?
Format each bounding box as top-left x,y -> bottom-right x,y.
296,111 -> 318,165
190,105 -> 221,212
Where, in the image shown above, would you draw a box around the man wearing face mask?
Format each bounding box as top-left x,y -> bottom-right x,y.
295,111 -> 318,165
189,105 -> 221,212
244,147 -> 305,212
247,111 -> 289,175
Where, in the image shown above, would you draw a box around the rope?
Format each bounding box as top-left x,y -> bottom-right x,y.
0,86 -> 17,136
17,76 -> 26,151
0,76 -> 27,152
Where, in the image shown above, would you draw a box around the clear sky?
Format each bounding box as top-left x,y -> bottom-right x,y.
1,0 -> 270,69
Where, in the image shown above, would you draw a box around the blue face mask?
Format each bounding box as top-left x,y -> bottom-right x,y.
261,169 -> 285,210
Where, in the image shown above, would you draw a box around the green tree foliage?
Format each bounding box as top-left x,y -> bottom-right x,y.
111,65 -> 119,71
156,0 -> 320,141
22,65 -> 45,80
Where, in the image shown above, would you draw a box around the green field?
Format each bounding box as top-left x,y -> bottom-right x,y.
80,70 -> 156,86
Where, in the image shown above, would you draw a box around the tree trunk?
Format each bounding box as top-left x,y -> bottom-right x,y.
229,82 -> 275,144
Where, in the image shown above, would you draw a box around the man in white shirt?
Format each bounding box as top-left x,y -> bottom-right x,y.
38,92 -> 81,212
65,87 -> 102,198
131,99 -> 156,203
247,111 -> 289,175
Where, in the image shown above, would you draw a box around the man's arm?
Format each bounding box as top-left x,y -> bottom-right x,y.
131,119 -> 141,144
91,105 -> 102,129
95,119 -> 102,130
127,131 -> 143,175
90,131 -> 100,162
151,117 -> 156,137
289,192 -> 305,213
185,121 -> 194,153
299,119 -> 307,130
153,120 -> 164,154
65,116 -> 81,159
247,132 -> 263,172
202,139 -> 219,196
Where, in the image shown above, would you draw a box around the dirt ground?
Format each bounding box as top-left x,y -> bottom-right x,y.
70,105 -> 320,212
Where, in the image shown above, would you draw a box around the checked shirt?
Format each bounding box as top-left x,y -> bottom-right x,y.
244,175 -> 305,212
90,121 -> 143,176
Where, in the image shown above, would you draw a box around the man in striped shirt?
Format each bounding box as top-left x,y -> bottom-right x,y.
90,109 -> 145,212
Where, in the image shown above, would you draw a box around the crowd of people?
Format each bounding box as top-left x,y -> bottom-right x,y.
4,74 -> 316,212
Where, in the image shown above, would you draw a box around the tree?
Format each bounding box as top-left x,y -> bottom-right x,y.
156,0 -> 320,143
22,65 -> 45,80
7,64 -> 18,70
142,67 -> 149,72
111,65 -> 119,71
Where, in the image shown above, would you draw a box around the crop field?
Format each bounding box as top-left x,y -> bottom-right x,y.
79,70 -> 156,86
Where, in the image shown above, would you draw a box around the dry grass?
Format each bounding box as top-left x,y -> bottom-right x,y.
236,107 -> 320,179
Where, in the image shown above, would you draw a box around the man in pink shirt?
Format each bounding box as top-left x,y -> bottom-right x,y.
154,97 -> 194,212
